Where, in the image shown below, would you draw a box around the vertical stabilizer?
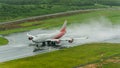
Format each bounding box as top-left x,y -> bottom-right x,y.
60,20 -> 67,32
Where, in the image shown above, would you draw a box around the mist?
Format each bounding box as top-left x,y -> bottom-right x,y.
5,17 -> 120,47
64,17 -> 120,47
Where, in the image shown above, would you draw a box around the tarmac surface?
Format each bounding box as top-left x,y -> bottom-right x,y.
0,30 -> 60,62
0,22 -> 120,62
0,29 -> 77,62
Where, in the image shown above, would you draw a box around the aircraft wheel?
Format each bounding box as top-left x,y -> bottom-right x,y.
51,42 -> 56,46
42,42 -> 46,47
47,41 -> 51,46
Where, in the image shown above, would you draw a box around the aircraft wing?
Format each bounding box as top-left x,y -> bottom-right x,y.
73,36 -> 88,40
46,36 -> 88,43
46,39 -> 60,42
46,38 -> 73,42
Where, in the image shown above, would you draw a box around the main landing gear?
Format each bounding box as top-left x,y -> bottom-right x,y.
33,41 -> 62,52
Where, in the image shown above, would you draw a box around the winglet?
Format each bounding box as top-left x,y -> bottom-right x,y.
60,20 -> 67,32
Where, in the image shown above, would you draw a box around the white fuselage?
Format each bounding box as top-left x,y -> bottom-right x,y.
32,31 -> 64,43
28,21 -> 67,43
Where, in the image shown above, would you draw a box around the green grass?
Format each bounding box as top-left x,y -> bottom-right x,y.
0,43 -> 119,68
102,63 -> 120,68
0,9 -> 120,68
79,54 -> 120,68
98,55 -> 120,68
0,9 -> 120,35
0,3 -> 108,22
0,37 -> 8,45
0,0 -> 115,22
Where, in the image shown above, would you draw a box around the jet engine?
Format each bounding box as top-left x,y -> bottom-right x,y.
68,38 -> 74,43
28,36 -> 33,40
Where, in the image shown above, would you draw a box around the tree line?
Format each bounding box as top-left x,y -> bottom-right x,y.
0,0 -> 119,6
0,0 -> 119,22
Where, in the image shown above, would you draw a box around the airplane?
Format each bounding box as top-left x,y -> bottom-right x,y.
27,20 -> 88,52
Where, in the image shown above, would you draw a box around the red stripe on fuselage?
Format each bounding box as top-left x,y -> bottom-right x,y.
54,31 -> 66,39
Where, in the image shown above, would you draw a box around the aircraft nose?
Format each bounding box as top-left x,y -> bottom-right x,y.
28,37 -> 33,40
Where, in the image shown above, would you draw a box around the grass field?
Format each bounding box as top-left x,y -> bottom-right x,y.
0,9 -> 120,35
0,37 -> 8,45
0,0 -> 110,22
0,9 -> 119,67
0,43 -> 119,68
80,55 -> 120,68
100,57 -> 120,68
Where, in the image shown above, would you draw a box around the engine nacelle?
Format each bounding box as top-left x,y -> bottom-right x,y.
28,36 -> 33,40
68,38 -> 74,43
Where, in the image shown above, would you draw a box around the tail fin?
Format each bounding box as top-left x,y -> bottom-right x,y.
60,20 -> 67,32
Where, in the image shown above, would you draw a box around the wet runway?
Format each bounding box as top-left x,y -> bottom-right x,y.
0,45 -> 33,62
0,20 -> 120,62
0,30 -> 61,62
0,29 -> 79,62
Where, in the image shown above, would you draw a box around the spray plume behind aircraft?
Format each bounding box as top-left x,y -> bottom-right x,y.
5,17 -> 120,48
